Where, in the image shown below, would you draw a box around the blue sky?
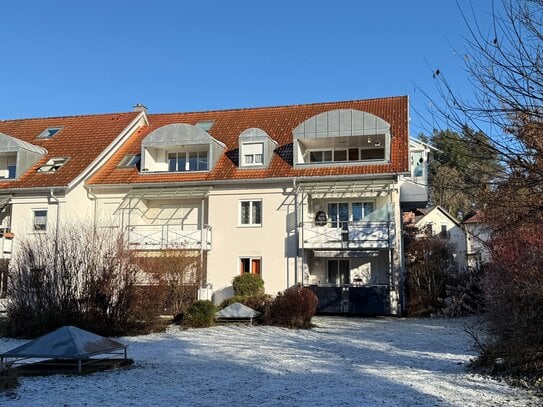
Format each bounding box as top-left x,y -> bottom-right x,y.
0,1 -> 496,136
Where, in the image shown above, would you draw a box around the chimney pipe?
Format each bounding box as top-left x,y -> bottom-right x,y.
133,103 -> 148,113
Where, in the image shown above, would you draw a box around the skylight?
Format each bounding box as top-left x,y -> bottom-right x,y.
117,154 -> 141,168
37,127 -> 62,139
37,157 -> 69,173
195,120 -> 214,132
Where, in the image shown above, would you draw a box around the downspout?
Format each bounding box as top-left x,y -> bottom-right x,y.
49,189 -> 60,238
292,178 -> 298,287
86,186 -> 98,229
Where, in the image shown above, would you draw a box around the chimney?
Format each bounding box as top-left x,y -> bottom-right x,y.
133,103 -> 148,113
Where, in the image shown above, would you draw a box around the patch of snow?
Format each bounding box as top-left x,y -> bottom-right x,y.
0,317 -> 538,406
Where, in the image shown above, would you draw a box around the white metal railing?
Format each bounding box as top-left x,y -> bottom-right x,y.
127,224 -> 212,250
301,220 -> 394,249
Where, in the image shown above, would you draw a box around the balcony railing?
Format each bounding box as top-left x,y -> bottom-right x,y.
128,224 -> 212,250
301,221 -> 394,249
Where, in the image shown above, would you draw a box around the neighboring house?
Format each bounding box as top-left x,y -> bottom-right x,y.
0,111 -> 148,294
464,210 -> 492,270
0,96 -> 430,315
404,206 -> 468,272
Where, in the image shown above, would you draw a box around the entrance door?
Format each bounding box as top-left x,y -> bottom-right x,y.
327,259 -> 350,286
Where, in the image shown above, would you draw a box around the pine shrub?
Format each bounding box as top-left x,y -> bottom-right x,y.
232,274 -> 264,297
182,300 -> 217,328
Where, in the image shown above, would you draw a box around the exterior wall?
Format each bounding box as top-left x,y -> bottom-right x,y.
416,210 -> 468,271
206,184 -> 295,304
465,223 -> 492,268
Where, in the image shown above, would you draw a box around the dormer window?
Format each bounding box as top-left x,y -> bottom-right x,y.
195,120 -> 214,133
238,128 -> 277,168
243,143 -> 264,165
168,151 -> 208,172
37,127 -> 62,139
0,154 -> 17,179
141,123 -> 224,174
292,109 -> 391,166
37,157 -> 69,173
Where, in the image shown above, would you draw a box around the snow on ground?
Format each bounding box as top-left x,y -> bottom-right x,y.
0,316 -> 539,406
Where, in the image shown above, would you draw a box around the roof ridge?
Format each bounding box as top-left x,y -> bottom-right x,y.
148,95 -> 408,117
0,111 -> 138,123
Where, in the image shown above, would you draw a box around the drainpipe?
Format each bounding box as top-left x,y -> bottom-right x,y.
292,178 -> 298,287
86,187 -> 98,229
49,189 -> 60,238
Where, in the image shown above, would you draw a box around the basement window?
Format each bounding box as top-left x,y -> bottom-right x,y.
37,157 -> 69,173
37,127 -> 62,139
117,154 -> 141,169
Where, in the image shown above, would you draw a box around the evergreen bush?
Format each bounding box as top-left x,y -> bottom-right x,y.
183,300 -> 217,328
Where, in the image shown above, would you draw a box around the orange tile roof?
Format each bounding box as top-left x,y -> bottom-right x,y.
0,112 -> 140,189
89,96 -> 409,186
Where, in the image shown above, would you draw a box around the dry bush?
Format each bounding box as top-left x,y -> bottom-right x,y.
405,236 -> 455,316
265,286 -> 318,328
5,225 -> 201,338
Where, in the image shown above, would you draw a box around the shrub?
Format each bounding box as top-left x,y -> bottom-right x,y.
232,274 -> 264,297
5,224 -> 202,338
0,366 -> 19,391
265,286 -> 317,328
182,300 -> 217,328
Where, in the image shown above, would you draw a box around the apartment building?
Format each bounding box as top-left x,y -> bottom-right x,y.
0,96 -> 430,315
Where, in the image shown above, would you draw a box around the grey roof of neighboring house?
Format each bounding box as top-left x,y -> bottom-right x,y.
216,303 -> 262,319
1,325 -> 126,359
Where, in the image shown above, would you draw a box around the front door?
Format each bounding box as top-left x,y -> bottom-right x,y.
327,259 -> 350,286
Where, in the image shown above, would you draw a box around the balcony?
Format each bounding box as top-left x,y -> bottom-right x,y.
127,224 -> 212,250
301,221 -> 394,249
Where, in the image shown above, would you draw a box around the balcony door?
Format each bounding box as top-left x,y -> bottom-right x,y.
327,259 -> 350,286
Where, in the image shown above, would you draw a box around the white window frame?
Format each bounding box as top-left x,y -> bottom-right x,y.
239,256 -> 262,276
33,209 -> 48,232
37,157 -> 69,173
167,150 -> 208,172
242,142 -> 264,166
238,199 -> 262,227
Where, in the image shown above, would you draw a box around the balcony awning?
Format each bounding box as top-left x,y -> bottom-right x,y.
296,180 -> 393,198
124,186 -> 212,200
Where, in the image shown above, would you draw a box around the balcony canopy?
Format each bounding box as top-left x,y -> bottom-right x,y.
296,180 -> 394,198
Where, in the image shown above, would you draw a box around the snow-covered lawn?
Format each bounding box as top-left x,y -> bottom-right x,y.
0,317 -> 538,406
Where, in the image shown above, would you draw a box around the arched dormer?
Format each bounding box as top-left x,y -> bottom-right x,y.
292,109 -> 391,166
141,123 -> 225,173
0,132 -> 46,179
238,128 -> 278,168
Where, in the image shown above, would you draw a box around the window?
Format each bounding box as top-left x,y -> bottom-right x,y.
360,147 -> 385,160
328,259 -> 350,286
168,151 -> 208,171
240,257 -> 261,275
195,120 -> 214,132
306,146 -> 386,163
327,202 -> 374,227
239,200 -> 262,226
440,225 -> 450,239
37,157 -> 69,173
33,210 -> 47,231
242,143 -> 264,166
37,127 -> 62,139
0,155 -> 17,179
117,154 -> 141,168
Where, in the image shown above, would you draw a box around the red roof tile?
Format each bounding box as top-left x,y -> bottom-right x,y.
89,96 -> 409,186
0,113 -> 140,189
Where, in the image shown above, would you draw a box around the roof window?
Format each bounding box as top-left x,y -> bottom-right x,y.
37,157 -> 69,173
195,120 -> 214,133
117,154 -> 141,169
37,127 -> 62,139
